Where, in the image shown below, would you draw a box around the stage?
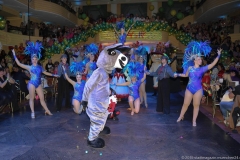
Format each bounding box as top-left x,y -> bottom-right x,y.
0,93 -> 240,159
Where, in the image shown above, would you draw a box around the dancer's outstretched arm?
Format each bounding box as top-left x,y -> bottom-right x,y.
12,49 -> 29,71
112,24 -> 119,38
116,81 -> 130,86
62,66 -> 76,86
178,67 -> 190,77
126,22 -> 136,35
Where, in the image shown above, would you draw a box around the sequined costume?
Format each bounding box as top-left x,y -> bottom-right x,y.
187,65 -> 208,94
87,62 -> 97,78
28,65 -> 43,88
129,80 -> 142,100
118,33 -> 127,45
72,82 -> 85,102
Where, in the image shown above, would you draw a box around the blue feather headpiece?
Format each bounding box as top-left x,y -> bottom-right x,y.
135,46 -> 147,58
123,62 -> 139,78
24,41 -> 43,59
116,21 -> 125,30
86,43 -> 99,55
70,61 -> 85,75
82,57 -> 90,66
182,41 -> 211,73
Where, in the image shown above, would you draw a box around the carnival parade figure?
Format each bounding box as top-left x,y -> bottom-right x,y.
81,43 -> 130,148
177,41 -> 222,126
12,41 -> 59,118
135,46 -> 148,107
63,61 -> 85,114
112,21 -> 135,45
115,62 -> 146,115
84,43 -> 98,80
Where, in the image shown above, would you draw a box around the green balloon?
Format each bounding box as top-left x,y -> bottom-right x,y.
159,7 -> 164,12
177,12 -> 184,20
168,0 -> 173,6
82,14 -> 87,19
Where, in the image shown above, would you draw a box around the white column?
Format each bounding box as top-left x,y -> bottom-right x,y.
23,13 -> 28,25
111,4 -> 117,15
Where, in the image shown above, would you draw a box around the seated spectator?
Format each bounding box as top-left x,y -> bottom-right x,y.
202,71 -> 211,103
230,70 -> 240,83
217,63 -> 225,78
45,59 -> 54,72
0,67 -> 19,111
11,65 -> 30,95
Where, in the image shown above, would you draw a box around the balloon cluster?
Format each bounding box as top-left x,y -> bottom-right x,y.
78,13 -> 90,26
0,16 -> 6,30
158,0 -> 194,20
44,20 -> 193,60
220,50 -> 233,62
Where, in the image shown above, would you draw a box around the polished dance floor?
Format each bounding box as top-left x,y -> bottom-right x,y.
0,93 -> 240,160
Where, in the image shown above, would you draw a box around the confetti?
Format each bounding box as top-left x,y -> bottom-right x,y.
100,152 -> 102,156
85,151 -> 88,154
180,136 -> 183,139
77,126 -> 78,128
76,146 -> 79,149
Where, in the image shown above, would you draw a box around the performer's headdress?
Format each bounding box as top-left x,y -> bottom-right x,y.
86,43 -> 99,55
182,41 -> 211,73
135,46 -> 147,60
116,21 -> 125,30
123,62 -> 139,78
70,61 -> 85,75
24,41 -> 43,59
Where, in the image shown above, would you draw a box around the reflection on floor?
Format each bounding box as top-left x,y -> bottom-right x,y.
0,93 -> 240,159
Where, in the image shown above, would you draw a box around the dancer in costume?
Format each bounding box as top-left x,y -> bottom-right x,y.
112,21 -> 135,45
56,54 -> 71,111
12,41 -> 58,118
63,61 -> 85,114
84,43 -> 98,80
135,46 -> 148,107
116,62 -> 146,115
177,41 -> 222,126
82,43 -> 130,148
146,54 -> 177,114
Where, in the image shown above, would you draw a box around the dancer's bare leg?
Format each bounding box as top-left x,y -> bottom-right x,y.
134,98 -> 140,114
128,96 -> 135,115
177,89 -> 193,122
28,84 -> 36,113
36,86 -> 52,115
72,99 -> 81,114
140,82 -> 147,107
192,90 -> 202,126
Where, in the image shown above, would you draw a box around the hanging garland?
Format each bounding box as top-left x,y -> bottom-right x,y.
44,19 -> 193,60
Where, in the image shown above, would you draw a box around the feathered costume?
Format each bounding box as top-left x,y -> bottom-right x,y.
70,62 -> 86,102
25,41 -> 44,88
82,43 -> 130,148
116,21 -> 127,45
85,43 -> 98,78
182,41 -> 212,94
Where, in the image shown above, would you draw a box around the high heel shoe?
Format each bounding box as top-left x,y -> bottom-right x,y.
145,103 -> 148,108
31,112 -> 35,119
45,110 -> 53,116
177,116 -> 184,122
192,122 -> 197,127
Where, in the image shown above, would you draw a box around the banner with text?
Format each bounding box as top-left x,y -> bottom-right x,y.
99,30 -> 162,42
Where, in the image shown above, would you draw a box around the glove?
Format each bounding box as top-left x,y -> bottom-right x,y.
82,101 -> 88,110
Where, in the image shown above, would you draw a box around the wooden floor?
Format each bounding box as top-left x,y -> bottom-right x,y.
0,92 -> 240,159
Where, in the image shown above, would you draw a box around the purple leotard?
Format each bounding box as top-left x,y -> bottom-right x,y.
87,62 -> 97,78
129,80 -> 142,100
72,82 -> 85,102
187,65 -> 208,94
28,65 -> 43,88
118,33 -> 127,45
